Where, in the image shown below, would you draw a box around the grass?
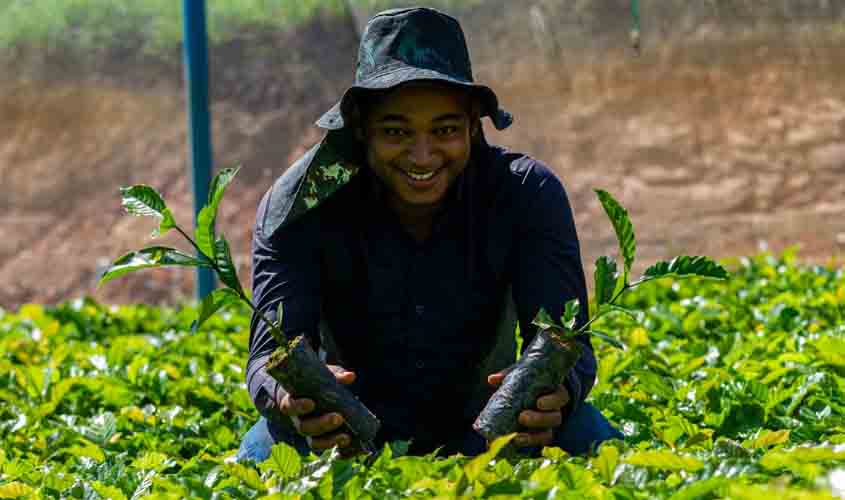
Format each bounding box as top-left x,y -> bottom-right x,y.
0,0 -> 480,55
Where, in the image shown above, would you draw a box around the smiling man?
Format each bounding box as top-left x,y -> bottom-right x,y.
238,7 -> 622,461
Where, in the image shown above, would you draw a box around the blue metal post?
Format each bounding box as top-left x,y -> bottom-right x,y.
182,0 -> 216,299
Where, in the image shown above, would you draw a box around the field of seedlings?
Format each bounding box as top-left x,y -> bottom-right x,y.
1,251 -> 844,498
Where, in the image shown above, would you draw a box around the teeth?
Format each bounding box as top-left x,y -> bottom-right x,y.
407,170 -> 436,181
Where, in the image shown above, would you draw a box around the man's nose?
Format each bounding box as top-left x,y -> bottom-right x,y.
407,135 -> 439,169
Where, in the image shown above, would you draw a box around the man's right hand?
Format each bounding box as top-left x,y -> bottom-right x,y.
279,365 -> 357,452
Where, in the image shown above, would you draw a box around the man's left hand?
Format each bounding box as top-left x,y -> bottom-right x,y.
487,371 -> 569,448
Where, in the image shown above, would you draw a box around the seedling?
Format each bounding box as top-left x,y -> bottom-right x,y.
473,189 -> 730,443
98,167 -> 380,452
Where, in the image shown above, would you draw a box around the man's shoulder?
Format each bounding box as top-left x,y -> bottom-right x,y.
482,144 -> 565,204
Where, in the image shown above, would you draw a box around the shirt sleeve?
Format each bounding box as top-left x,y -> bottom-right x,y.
510,159 -> 596,421
246,187 -> 322,421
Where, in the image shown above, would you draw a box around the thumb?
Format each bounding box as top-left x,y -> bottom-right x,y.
328,364 -> 356,385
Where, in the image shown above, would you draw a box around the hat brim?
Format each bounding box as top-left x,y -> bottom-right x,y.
316,67 -> 513,131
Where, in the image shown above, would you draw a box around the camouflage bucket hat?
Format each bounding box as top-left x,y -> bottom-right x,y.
316,6 -> 513,131
262,7 -> 512,238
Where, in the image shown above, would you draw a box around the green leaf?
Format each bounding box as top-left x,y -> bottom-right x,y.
91,481 -> 128,500
594,256 -> 618,305
742,429 -> 791,450
222,462 -> 266,492
259,442 -> 302,480
532,308 -> 556,330
585,330 -> 627,350
562,299 -> 580,329
120,185 -> 176,238
590,444 -> 620,485
191,288 -> 241,333
130,451 -> 175,472
668,477 -> 728,500
464,434 -> 516,481
0,482 -> 34,499
595,189 -> 636,279
214,237 -> 243,295
97,247 -> 210,288
195,167 -> 240,257
641,256 -> 729,281
625,450 -> 704,471
195,206 -> 216,258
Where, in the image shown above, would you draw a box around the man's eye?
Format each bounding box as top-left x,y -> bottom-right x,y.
384,128 -> 407,137
435,126 -> 458,136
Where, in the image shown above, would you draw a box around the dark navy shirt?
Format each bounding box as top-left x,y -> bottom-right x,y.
247,142 -> 595,453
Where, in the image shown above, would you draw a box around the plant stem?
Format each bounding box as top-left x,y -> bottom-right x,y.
175,223 -> 288,346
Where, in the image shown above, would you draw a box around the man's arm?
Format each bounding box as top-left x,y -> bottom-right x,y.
511,159 -> 596,420
246,188 -> 322,420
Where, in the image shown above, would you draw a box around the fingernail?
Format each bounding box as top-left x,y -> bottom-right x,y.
333,414 -> 342,425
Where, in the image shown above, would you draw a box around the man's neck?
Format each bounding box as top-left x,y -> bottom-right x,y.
386,195 -> 443,243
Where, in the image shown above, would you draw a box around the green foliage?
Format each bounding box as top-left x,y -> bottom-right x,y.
2,252 -> 844,497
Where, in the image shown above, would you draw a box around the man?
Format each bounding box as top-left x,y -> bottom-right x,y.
238,7 -> 622,461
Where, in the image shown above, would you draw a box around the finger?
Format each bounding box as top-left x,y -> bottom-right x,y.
311,432 -> 352,451
518,409 -> 562,429
537,386 -> 569,411
487,371 -> 506,386
299,412 -> 345,437
514,430 -> 554,448
280,395 -> 315,417
328,365 -> 357,385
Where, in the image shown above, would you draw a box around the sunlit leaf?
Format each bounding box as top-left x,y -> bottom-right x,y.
97,246 -> 210,288
0,482 -> 34,499
591,444 -> 620,485
214,238 -> 243,295
91,482 -> 127,500
595,189 -> 636,279
120,185 -> 177,238
594,256 -> 618,305
191,288 -> 240,333
642,256 -> 729,281
259,442 -> 302,480
625,451 -> 704,471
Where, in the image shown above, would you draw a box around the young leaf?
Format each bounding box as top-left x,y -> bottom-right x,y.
97,247 -> 211,288
594,256 -> 618,306
595,190 -> 636,279
195,206 -> 216,258
641,256 -> 729,281
624,450 -> 704,472
276,301 -> 285,329
585,330 -> 627,351
562,298 -> 580,329
120,185 -> 177,237
259,442 -> 302,480
531,308 -> 556,330
214,237 -> 243,295
195,167 -> 240,258
191,288 -> 241,334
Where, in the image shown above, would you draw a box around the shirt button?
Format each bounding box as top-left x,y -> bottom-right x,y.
415,305 -> 425,316
416,360 -> 425,369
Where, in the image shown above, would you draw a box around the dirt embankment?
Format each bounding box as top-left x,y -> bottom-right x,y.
1,5 -> 844,309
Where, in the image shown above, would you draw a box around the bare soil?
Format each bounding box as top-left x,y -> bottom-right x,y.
1,13 -> 843,309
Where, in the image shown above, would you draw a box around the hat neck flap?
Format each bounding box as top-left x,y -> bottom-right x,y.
262,129 -> 362,238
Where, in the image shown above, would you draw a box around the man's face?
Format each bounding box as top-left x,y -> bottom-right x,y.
363,83 -> 474,211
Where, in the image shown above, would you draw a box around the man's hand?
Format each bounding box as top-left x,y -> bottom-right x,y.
279,365 -> 358,453
487,370 -> 569,448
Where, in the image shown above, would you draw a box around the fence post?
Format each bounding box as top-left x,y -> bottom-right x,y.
182,0 -> 216,300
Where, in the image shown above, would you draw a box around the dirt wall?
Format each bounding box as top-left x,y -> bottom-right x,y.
1,2 -> 843,309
